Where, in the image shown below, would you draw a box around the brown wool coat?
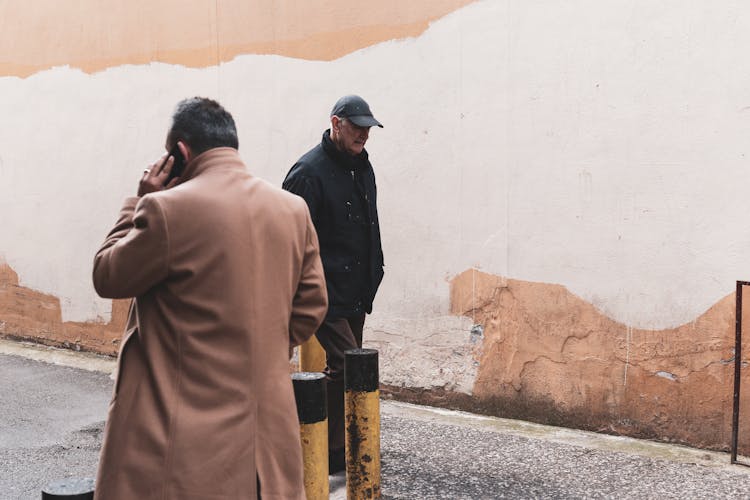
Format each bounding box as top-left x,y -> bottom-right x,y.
92,148 -> 327,500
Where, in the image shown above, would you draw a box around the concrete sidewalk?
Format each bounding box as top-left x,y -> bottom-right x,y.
2,339 -> 750,499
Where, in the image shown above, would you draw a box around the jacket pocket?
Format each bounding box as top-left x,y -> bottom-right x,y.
323,259 -> 354,306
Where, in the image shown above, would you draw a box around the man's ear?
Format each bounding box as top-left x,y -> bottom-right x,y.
177,141 -> 192,162
331,115 -> 342,133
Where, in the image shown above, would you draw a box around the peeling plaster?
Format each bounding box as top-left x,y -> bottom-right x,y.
365,314 -> 479,394
655,371 -> 678,382
0,264 -> 125,355
0,0 -> 475,77
446,269 -> 748,450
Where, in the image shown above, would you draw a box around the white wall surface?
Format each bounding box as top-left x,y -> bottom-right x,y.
3,0 -> 750,390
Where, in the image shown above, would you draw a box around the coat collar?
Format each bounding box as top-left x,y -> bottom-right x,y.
178,147 -> 246,184
321,129 -> 369,171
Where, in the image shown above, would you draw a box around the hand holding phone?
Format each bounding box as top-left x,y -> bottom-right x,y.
163,145 -> 186,186
137,144 -> 188,196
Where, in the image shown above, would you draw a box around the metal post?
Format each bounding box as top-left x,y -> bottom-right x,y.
732,281 -> 747,464
345,348 -> 380,499
292,372 -> 329,500
300,336 -> 327,372
42,478 -> 94,500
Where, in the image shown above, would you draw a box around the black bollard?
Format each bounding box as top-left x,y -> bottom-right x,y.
345,348 -> 380,499
292,372 -> 329,500
42,477 -> 94,500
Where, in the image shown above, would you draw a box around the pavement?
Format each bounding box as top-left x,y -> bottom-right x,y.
3,338 -> 750,499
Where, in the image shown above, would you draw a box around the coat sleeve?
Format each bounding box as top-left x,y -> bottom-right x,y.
282,167 -> 323,225
289,207 -> 328,349
92,195 -> 169,299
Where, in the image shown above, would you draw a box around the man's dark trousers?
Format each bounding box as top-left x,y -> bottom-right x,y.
315,314 -> 366,456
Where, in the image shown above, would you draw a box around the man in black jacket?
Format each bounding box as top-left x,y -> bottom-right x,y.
283,95 -> 384,473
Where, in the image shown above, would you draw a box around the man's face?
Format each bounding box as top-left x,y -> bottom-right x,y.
332,116 -> 371,156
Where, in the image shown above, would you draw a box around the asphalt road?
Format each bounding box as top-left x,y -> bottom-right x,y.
0,349 -> 110,499
3,340 -> 750,499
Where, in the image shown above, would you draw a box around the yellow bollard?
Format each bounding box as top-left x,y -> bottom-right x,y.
345,348 -> 380,499
291,372 -> 329,500
300,335 -> 326,372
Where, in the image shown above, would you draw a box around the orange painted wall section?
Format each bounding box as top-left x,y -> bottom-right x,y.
447,269 -> 741,450
0,264 -> 127,355
0,0 -> 474,77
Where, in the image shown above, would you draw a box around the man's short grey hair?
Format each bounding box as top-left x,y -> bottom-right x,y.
167,97 -> 238,155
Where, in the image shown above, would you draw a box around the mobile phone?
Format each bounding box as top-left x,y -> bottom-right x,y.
163,145 -> 186,185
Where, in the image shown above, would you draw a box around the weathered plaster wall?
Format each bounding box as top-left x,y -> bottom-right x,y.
3,0 -> 750,450
443,269 -> 744,450
0,263 -> 126,355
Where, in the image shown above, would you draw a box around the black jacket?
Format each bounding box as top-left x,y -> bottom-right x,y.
283,130 -> 384,318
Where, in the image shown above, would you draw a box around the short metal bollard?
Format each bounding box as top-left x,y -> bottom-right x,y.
292,372 -> 329,500
345,348 -> 380,499
42,477 -> 94,499
299,335 -> 326,372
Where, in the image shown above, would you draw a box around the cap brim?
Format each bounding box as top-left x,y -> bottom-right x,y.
348,115 -> 383,128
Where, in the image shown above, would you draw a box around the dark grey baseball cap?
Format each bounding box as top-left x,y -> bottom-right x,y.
330,95 -> 383,128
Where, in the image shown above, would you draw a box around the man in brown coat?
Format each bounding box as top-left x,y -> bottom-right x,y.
92,97 -> 327,499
